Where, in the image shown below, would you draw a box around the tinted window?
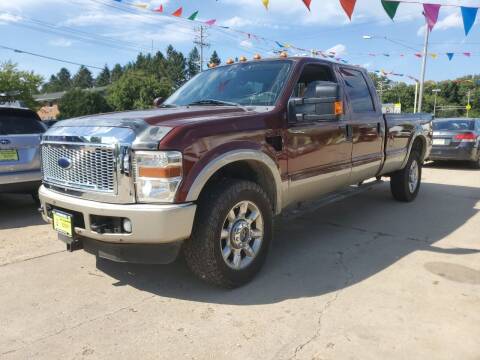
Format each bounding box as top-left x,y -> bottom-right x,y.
340,68 -> 375,112
165,60 -> 292,107
433,120 -> 474,131
0,114 -> 45,135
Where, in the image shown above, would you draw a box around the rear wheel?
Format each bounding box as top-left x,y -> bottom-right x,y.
390,149 -> 422,202
183,179 -> 272,288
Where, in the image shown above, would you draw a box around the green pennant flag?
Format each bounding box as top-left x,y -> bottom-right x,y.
381,0 -> 400,20
188,11 -> 199,20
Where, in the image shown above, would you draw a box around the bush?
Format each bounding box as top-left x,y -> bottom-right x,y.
58,88 -> 112,119
107,69 -> 172,111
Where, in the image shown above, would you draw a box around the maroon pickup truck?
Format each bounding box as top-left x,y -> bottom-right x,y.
39,57 -> 432,288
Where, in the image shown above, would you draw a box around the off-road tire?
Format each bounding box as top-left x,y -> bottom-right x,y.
390,149 -> 422,202
183,179 -> 273,288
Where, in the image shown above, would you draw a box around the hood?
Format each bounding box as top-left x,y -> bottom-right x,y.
45,106 -> 258,150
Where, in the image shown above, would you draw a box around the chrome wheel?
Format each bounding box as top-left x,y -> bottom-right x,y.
408,159 -> 419,193
220,201 -> 264,270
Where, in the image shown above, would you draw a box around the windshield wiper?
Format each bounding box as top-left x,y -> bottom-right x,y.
159,103 -> 177,108
188,99 -> 240,107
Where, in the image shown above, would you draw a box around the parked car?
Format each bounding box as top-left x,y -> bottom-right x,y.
428,118 -> 480,168
38,57 -> 432,288
0,106 -> 46,199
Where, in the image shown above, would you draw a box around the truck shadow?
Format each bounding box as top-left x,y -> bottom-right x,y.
0,193 -> 44,230
424,160 -> 477,171
96,181 -> 480,305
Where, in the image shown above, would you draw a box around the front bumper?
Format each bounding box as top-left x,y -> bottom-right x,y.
39,185 -> 197,245
429,144 -> 478,161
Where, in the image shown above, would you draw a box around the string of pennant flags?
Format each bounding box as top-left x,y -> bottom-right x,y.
108,0 -> 475,83
261,0 -> 479,37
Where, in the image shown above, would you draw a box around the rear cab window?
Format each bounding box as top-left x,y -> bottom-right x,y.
339,68 -> 375,113
0,110 -> 45,135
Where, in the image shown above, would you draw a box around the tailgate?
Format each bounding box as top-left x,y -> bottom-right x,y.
0,134 -> 42,173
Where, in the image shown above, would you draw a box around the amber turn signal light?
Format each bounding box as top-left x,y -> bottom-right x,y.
334,101 -> 344,116
138,167 -> 182,178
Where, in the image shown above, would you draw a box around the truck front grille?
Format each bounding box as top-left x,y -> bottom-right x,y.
42,144 -> 116,193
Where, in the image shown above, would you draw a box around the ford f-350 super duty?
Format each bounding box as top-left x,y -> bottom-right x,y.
39,57 -> 432,288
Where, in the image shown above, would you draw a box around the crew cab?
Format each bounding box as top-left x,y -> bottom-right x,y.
39,57 -> 432,288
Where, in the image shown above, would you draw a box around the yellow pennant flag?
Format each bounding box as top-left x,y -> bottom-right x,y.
262,0 -> 269,9
134,2 -> 148,9
430,53 -> 438,59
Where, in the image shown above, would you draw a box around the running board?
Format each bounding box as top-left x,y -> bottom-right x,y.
282,178 -> 384,218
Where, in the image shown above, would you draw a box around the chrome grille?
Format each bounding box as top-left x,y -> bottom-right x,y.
42,144 -> 116,193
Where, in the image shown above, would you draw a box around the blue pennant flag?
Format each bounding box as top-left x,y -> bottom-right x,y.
461,7 -> 478,36
446,53 -> 454,61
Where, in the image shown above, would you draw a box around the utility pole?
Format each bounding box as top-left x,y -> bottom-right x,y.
194,26 -> 210,71
467,90 -> 471,117
413,81 -> 419,113
432,89 -> 441,117
418,19 -> 430,113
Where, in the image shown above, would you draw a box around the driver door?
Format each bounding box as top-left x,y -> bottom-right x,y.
286,63 -> 352,206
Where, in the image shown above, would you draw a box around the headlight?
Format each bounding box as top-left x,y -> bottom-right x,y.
133,151 -> 182,203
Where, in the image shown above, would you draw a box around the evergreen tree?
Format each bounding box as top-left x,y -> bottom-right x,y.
96,65 -> 111,87
56,68 -> 72,90
72,66 -> 94,89
110,64 -> 124,83
187,47 -> 200,78
165,45 -> 186,88
209,50 -> 221,66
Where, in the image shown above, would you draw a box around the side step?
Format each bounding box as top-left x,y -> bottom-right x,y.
283,178 -> 384,218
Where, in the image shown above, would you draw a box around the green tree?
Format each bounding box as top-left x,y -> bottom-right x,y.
166,45 -> 187,88
187,47 -> 200,78
58,88 -> 112,119
41,68 -> 72,93
72,65 -> 94,89
209,50 -> 221,66
96,65 -> 111,87
111,64 -> 124,83
107,69 -> 172,111
0,61 -> 42,109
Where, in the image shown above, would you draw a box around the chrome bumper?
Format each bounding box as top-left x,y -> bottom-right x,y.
39,185 -> 196,244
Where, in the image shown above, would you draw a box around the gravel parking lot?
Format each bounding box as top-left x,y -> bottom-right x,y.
1,163 -> 479,360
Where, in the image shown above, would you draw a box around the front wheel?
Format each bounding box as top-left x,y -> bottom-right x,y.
390,150 -> 422,202
183,179 -> 273,288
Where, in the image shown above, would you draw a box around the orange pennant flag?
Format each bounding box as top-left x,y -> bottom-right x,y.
172,7 -> 183,17
340,0 -> 356,20
302,0 -> 311,11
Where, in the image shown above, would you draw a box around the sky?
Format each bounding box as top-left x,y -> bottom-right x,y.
0,0 -> 480,85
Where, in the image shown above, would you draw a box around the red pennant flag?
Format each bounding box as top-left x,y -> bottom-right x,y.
339,0 -> 356,20
302,0 -> 311,11
205,19 -> 216,26
463,52 -> 471,57
154,4 -> 163,12
172,7 -> 182,17
414,53 -> 423,58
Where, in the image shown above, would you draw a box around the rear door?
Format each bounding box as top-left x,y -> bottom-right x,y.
338,67 -> 384,183
0,109 -> 45,174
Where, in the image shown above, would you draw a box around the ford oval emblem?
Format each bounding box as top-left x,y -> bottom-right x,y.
0,139 -> 10,145
58,157 -> 72,170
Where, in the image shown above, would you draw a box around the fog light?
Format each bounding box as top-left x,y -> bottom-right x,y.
122,218 -> 132,233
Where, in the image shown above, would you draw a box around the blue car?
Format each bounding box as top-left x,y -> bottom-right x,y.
429,118 -> 480,168
0,106 -> 46,198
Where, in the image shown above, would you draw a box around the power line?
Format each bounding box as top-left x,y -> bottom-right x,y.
0,44 -> 104,70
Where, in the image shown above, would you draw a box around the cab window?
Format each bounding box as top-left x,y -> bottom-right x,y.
293,64 -> 336,99
339,68 -> 375,113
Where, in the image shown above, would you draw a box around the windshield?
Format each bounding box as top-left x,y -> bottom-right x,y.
164,60 -> 292,107
433,120 -> 474,131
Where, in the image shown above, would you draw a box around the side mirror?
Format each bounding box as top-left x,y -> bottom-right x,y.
153,97 -> 164,107
288,81 -> 343,123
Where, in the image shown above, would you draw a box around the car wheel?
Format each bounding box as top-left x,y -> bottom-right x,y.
390,149 -> 422,202
183,179 -> 272,288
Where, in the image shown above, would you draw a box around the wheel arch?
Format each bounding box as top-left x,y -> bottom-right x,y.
185,150 -> 283,214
